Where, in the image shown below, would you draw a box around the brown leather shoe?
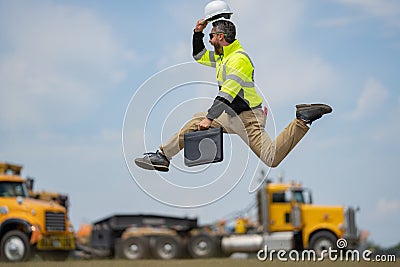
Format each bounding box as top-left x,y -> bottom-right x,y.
296,104 -> 332,124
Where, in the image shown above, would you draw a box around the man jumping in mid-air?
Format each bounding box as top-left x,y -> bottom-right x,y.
135,19 -> 332,172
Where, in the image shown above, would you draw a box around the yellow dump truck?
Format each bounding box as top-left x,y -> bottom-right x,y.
0,162 -> 75,262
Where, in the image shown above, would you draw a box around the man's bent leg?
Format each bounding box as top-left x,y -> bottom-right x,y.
268,119 -> 309,167
235,109 -> 276,167
238,110 -> 309,167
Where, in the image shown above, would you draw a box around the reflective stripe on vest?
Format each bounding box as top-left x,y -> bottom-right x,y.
194,49 -> 217,68
219,50 -> 255,88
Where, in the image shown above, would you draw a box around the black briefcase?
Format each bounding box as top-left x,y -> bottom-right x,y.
184,127 -> 223,167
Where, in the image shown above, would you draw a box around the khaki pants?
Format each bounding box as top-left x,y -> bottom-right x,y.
160,108 -> 309,167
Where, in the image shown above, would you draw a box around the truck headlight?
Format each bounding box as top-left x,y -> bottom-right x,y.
0,206 -> 8,214
31,225 -> 42,232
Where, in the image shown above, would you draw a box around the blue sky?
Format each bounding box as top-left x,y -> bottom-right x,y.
1,0 -> 399,247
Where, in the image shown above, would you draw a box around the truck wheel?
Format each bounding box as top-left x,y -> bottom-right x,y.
151,235 -> 182,259
309,231 -> 337,256
0,230 -> 31,262
188,234 -> 219,258
117,236 -> 149,260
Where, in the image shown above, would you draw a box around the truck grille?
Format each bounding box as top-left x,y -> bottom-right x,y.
45,211 -> 66,231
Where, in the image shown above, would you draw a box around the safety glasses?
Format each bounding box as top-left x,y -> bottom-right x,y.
209,32 -> 224,39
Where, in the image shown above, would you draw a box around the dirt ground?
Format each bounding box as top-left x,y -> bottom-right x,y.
1,258 -> 398,267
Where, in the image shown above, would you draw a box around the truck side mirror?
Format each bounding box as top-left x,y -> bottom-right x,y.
306,190 -> 313,204
26,177 -> 34,191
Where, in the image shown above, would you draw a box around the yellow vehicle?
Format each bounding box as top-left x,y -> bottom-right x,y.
81,176 -> 359,260
212,179 -> 359,257
26,178 -> 70,212
254,180 -> 359,253
0,162 -> 75,262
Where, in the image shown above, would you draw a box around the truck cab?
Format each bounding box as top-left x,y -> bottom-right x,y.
0,162 -> 75,262
258,181 -> 359,252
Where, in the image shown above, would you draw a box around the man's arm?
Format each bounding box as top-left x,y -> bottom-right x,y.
193,31 -> 206,57
206,95 -> 232,120
193,19 -> 207,58
192,19 -> 217,67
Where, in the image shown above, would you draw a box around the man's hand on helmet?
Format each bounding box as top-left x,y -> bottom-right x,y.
195,19 -> 208,32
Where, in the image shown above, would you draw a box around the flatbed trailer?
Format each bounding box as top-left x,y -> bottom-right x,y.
78,214 -> 199,259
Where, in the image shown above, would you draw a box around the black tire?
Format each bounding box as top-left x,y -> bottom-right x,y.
116,236 -> 150,260
187,234 -> 219,258
0,230 -> 31,262
151,235 -> 183,259
309,231 -> 337,256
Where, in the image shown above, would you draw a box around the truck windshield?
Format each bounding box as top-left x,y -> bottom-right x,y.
293,190 -> 305,203
0,182 -> 28,197
293,189 -> 312,204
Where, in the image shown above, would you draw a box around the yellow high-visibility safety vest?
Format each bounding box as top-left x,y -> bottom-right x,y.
194,39 -> 263,108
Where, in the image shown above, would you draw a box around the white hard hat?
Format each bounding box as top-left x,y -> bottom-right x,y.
204,0 -> 233,22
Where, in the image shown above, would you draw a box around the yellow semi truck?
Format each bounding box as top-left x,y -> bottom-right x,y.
253,180 -> 359,254
0,162 -> 75,262
81,175 -> 359,259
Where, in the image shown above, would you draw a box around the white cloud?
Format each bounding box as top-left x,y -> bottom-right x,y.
377,198 -> 400,215
316,17 -> 359,28
335,0 -> 400,28
363,197 -> 400,246
157,41 -> 192,69
351,78 -> 389,119
232,1 -> 335,105
0,1 -> 134,130
369,97 -> 400,143
231,0 -> 305,41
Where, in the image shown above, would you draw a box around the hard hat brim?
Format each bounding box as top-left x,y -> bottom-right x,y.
205,12 -> 233,22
